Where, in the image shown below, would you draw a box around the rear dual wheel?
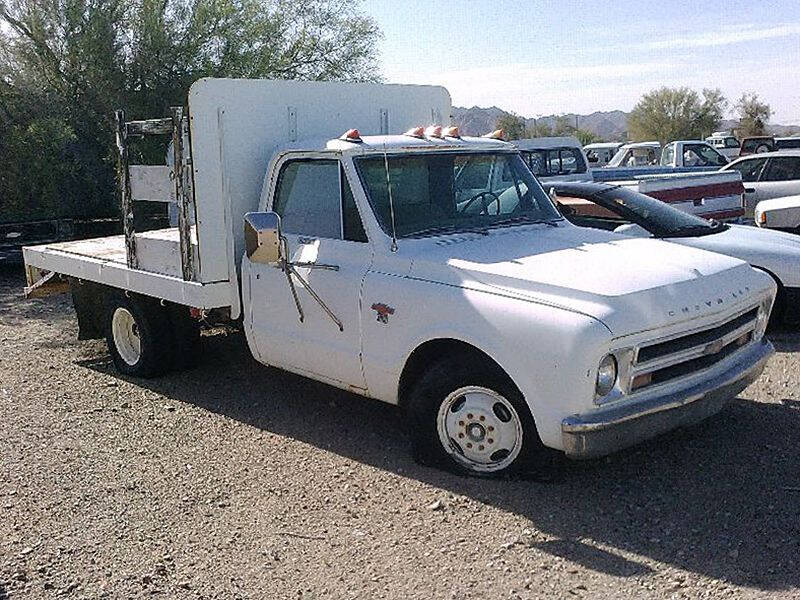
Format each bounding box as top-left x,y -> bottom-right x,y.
105,293 -> 199,378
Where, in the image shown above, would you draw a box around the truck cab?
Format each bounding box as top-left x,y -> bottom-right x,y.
513,136 -> 592,183
661,141 -> 729,168
706,132 -> 741,160
584,142 -> 622,167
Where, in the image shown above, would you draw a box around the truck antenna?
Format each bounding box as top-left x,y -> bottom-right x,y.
383,141 -> 398,252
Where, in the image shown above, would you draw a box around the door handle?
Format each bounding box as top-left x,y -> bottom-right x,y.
298,236 -> 317,245
744,188 -> 756,193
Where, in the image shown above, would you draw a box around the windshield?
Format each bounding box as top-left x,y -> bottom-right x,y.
567,186 -> 725,238
355,152 -> 562,238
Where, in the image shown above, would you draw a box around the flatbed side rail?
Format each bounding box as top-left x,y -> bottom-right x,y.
114,109 -> 195,281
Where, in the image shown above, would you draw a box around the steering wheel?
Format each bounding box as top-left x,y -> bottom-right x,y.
459,191 -> 502,215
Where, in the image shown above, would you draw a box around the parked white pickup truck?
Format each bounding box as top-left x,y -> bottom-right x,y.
597,140 -> 728,182
23,79 -> 775,476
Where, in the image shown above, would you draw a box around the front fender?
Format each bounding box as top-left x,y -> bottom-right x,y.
360,272 -> 613,449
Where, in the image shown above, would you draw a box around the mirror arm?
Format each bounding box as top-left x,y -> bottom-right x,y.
282,262 -> 305,324
285,263 -> 344,332
279,237 -> 344,332
292,262 -> 339,271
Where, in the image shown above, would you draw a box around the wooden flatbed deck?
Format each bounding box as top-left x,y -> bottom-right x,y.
23,229 -> 233,309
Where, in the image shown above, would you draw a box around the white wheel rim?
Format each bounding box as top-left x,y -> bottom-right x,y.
112,307 -> 141,366
436,386 -> 523,473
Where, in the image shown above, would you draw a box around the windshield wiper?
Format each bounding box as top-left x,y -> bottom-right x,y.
404,224 -> 489,238
489,215 -> 561,229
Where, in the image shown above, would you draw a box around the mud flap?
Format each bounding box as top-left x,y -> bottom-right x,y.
69,278 -> 108,340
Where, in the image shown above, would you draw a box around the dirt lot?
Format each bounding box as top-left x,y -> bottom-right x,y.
1,265 -> 799,600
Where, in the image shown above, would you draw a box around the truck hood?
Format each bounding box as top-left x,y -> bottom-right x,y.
406,224 -> 767,336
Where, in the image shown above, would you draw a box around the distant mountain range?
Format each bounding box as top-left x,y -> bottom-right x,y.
452,106 -> 800,140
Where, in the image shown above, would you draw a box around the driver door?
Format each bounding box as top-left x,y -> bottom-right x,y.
248,157 -> 372,391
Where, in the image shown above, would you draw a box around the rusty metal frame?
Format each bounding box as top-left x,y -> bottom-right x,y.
114,109 -> 137,269
114,107 -> 195,281
171,106 -> 194,281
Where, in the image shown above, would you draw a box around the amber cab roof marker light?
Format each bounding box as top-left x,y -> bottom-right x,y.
403,126 -> 426,138
424,125 -> 443,138
481,129 -> 507,140
339,129 -> 363,143
443,126 -> 461,138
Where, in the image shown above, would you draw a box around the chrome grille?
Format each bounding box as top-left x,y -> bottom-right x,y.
631,307 -> 759,391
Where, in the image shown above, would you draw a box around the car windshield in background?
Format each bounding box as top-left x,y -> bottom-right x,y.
356,152 -> 562,238
584,186 -> 724,238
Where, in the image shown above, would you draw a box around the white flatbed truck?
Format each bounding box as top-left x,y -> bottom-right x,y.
24,79 -> 775,476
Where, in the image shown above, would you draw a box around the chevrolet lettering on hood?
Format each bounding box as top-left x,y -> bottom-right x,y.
667,286 -> 751,317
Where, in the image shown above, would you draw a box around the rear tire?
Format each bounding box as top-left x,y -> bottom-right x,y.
407,355 -> 545,477
105,293 -> 173,378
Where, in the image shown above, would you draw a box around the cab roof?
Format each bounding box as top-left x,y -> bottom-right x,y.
512,136 -> 582,151
274,133 -> 513,157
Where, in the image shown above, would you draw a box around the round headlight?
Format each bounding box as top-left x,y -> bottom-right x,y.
596,354 -> 618,397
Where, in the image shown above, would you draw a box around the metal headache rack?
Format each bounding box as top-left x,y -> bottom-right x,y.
115,107 -> 195,281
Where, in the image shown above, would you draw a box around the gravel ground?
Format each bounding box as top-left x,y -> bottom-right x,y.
1,265 -> 799,600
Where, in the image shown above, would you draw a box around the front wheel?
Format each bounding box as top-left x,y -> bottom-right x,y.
407,357 -> 544,476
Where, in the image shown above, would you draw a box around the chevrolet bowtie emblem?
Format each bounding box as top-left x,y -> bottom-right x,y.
704,340 -> 725,355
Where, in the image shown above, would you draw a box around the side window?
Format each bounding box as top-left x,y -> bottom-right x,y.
726,137 -> 740,148
729,157 -> 767,182
342,168 -> 367,242
526,151 -> 547,176
660,144 -> 675,166
273,160 -> 342,239
762,157 -> 800,182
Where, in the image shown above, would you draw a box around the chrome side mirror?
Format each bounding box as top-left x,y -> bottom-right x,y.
244,211 -> 282,264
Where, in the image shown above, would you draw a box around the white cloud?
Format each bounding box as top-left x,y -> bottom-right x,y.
644,23 -> 800,50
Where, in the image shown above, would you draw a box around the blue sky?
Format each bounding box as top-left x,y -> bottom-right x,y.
362,0 -> 800,124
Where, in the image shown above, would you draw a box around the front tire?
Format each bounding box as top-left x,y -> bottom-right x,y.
105,293 -> 173,378
407,356 -> 544,476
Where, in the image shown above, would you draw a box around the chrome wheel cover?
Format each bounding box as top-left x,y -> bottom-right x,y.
436,386 -> 523,473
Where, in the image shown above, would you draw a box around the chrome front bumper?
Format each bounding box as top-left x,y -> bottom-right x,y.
561,339 -> 773,459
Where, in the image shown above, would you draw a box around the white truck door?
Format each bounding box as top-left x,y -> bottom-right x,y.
249,158 -> 372,390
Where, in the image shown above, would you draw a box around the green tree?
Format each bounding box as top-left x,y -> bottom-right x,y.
627,87 -> 727,144
735,92 -> 771,136
573,128 -> 599,146
495,111 -> 527,140
527,121 -> 552,137
553,115 -> 574,136
0,0 -> 382,223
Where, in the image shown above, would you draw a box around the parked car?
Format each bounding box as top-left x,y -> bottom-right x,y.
721,150 -> 800,217
513,136 -> 592,183
739,136 -> 775,156
23,79 -> 777,475
776,137 -> 800,150
552,181 -> 800,326
584,142 -> 622,167
755,195 -> 800,232
706,132 -> 740,160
